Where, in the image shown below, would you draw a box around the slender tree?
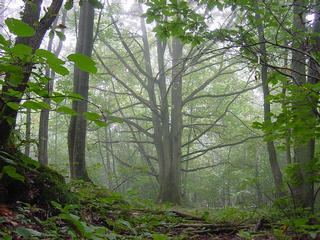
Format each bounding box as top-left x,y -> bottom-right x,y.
38,11 -> 67,165
254,0 -> 283,197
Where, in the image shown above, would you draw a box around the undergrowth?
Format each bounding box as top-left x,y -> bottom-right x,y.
1,181 -> 320,239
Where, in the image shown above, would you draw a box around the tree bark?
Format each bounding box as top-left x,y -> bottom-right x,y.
254,0 -> 283,197
68,0 -> 94,181
0,0 -> 63,149
38,11 -> 66,165
291,0 -> 315,209
24,101 -> 31,157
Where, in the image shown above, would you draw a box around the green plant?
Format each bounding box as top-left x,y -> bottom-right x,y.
50,201 -> 111,239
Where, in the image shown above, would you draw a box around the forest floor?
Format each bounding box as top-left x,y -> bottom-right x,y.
0,153 -> 319,239
1,184 -> 319,240
0,196 -> 277,240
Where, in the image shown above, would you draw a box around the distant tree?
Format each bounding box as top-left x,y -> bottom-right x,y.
254,0 -> 283,197
95,2 -> 261,204
38,11 -> 67,166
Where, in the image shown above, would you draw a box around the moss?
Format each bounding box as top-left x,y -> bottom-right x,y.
34,165 -> 77,207
0,151 -> 77,207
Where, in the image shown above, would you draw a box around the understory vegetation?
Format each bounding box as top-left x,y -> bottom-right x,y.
0,156 -> 319,240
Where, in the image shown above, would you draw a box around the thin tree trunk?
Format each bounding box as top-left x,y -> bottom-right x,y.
38,11 -> 66,165
24,103 -> 31,157
255,147 -> 263,206
254,0 -> 283,196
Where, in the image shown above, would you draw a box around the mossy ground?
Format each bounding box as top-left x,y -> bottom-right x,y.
0,151 -> 75,207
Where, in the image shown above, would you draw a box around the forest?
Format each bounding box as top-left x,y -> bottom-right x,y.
0,0 -> 320,239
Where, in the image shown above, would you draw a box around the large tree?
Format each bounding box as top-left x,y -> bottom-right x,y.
0,0 -> 63,149
95,2 -> 261,204
68,0 -> 95,181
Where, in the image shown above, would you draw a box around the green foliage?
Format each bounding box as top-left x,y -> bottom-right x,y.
5,18 -> 35,37
205,206 -> 259,223
267,203 -> 320,239
68,53 -> 97,73
141,0 -> 207,45
0,17 -> 108,131
1,165 -> 24,182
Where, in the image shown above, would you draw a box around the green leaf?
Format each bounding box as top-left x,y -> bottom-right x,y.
52,92 -> 65,104
83,112 -> 100,121
6,102 -> 20,110
21,156 -> 40,168
0,151 -> 16,165
51,201 -> 63,210
48,63 -> 69,76
152,233 -> 168,240
294,218 -> 308,227
8,73 -> 24,86
93,120 -> 108,127
108,117 -> 123,123
0,230 -> 12,240
68,93 -> 84,100
57,106 -> 78,115
35,49 -> 56,59
49,29 -> 55,39
65,0 -> 74,10
88,0 -> 103,8
0,64 -> 22,73
2,166 -> 24,182
67,53 -> 97,73
11,44 -> 32,58
5,18 -> 35,37
15,227 -> 33,238
0,34 -> 9,46
22,100 -> 44,110
56,31 -> 66,41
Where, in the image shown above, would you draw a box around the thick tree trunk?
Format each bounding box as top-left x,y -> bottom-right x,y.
68,0 -> 94,181
158,38 -> 183,204
138,9 -> 183,204
254,1 -> 283,196
0,0 -> 63,148
291,0 -> 315,209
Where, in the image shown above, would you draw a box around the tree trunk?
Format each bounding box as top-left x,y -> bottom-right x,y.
291,0 -> 315,209
68,0 -> 94,181
24,103 -> 31,157
254,0 -> 283,197
255,147 -> 263,206
38,11 -> 66,165
0,0 -> 63,149
138,8 -> 183,204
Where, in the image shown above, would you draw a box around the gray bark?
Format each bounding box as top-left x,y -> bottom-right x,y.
24,102 -> 31,157
291,0 -> 315,209
254,1 -> 283,197
38,11 -> 66,165
68,0 -> 94,181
